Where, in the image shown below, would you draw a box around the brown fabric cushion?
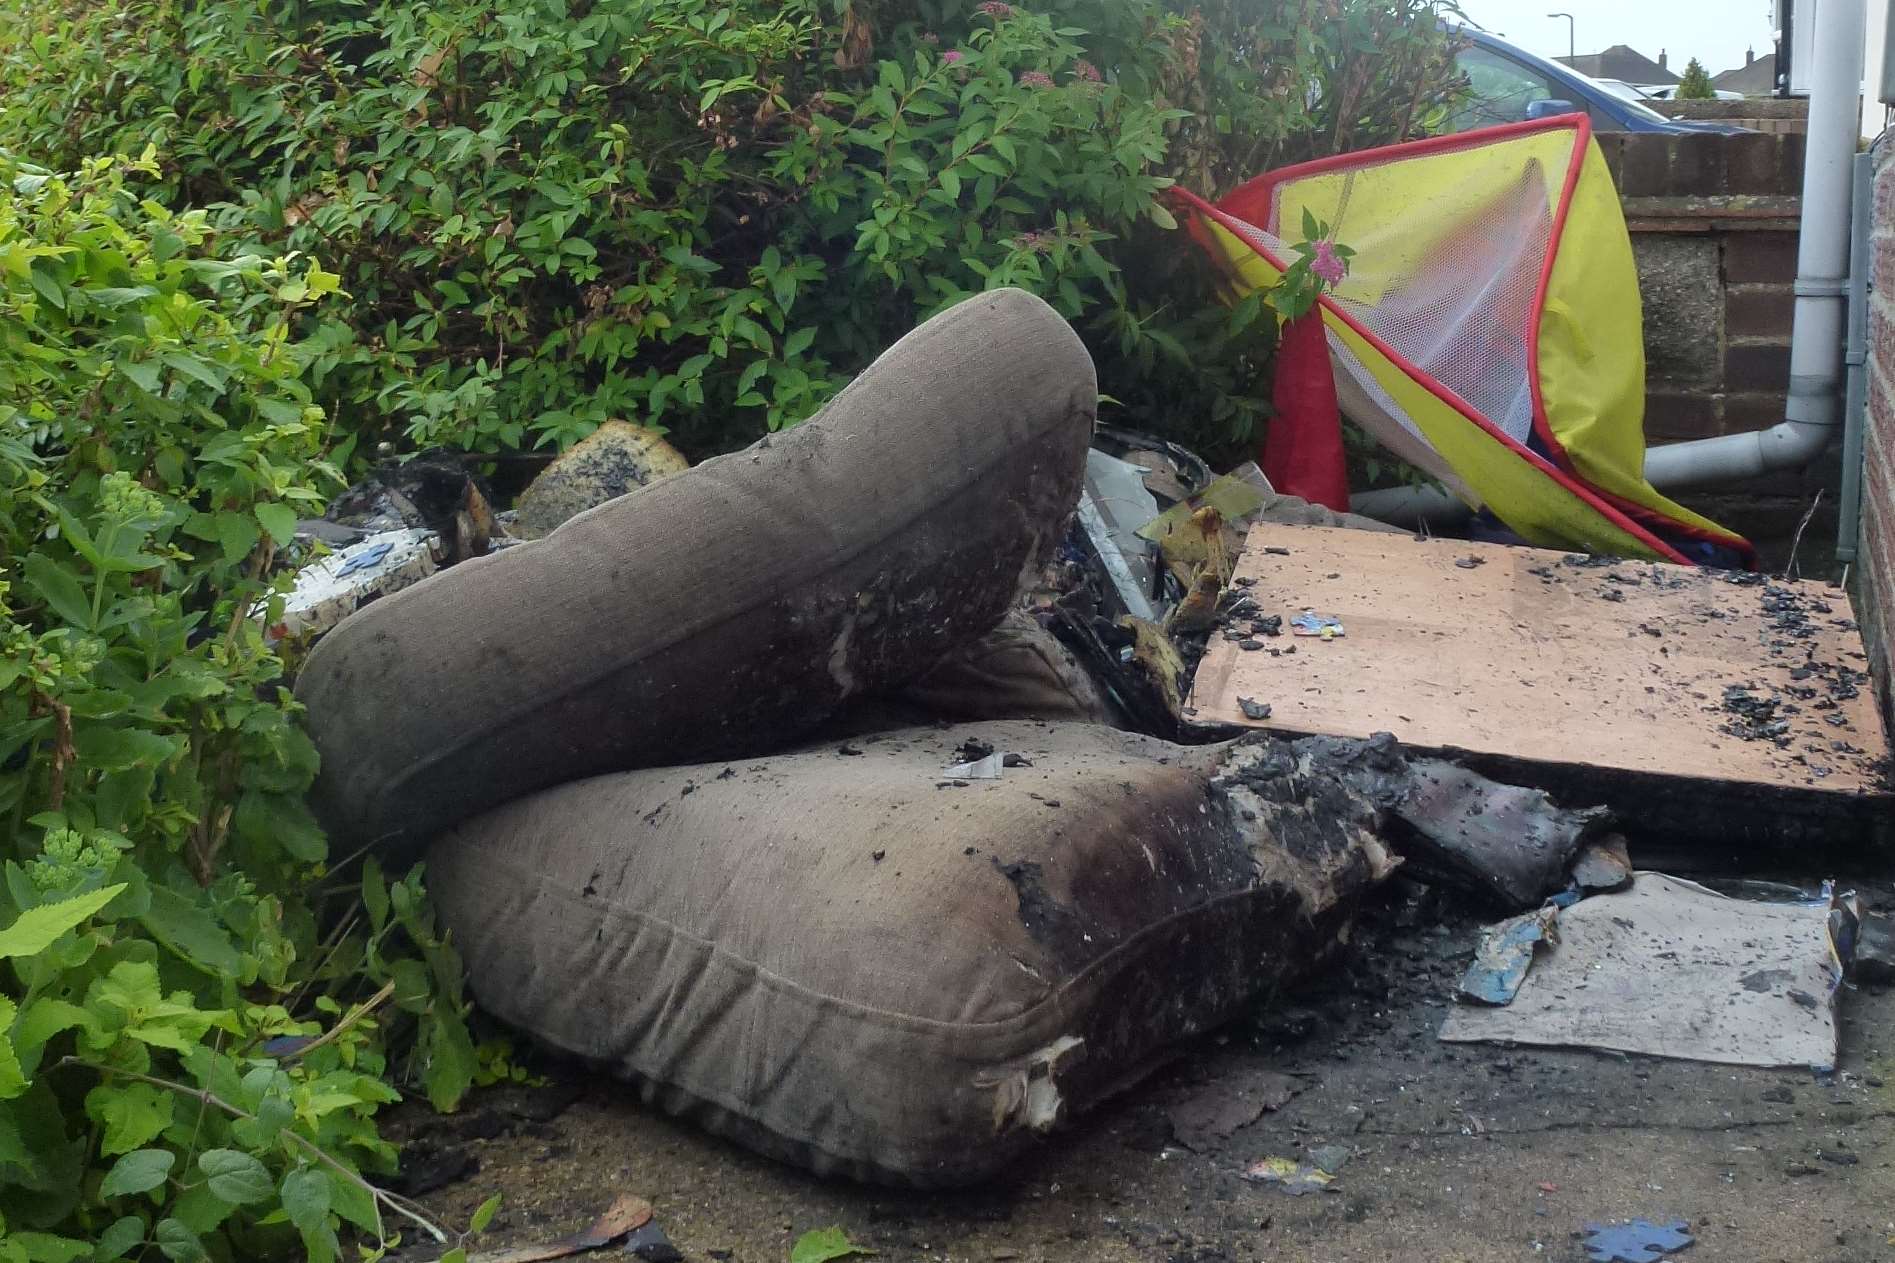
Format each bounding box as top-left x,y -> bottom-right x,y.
296,290 -> 1095,856
893,609 -> 1114,724
426,722 -> 1396,1187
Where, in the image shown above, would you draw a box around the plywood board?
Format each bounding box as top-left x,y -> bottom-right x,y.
1438,873 -> 1841,1070
1188,524 -> 1888,798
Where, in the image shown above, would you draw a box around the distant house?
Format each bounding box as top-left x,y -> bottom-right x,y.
1557,45 -> 1679,86
1713,48 -> 1778,96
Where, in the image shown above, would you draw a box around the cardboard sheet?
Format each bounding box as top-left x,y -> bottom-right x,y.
1188,524 -> 1888,798
1438,873 -> 1842,1069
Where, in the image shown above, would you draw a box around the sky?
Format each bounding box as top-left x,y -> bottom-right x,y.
1452,0 -> 1779,80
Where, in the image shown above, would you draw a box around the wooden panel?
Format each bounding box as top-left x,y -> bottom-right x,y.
1188,524 -> 1888,798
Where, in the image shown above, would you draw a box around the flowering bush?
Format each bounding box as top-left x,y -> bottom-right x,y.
1,0 -> 1465,462
0,152 -> 487,1261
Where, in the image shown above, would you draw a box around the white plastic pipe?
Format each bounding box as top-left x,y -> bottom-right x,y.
1351,0 -> 1867,526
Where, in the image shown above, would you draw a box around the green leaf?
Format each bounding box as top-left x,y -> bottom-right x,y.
197,1148 -> 272,1205
138,886 -> 244,979
152,1218 -> 205,1263
783,327 -> 816,359
93,1216 -> 145,1262
361,858 -> 389,934
0,885 -> 125,959
324,1167 -> 379,1233
72,727 -> 180,774
790,1227 -> 874,1263
116,359 -> 161,395
15,999 -> 99,1066
421,1004 -> 477,1112
469,1192 -> 501,1233
211,512 -> 260,564
281,1165 -> 330,1230
0,998 -> 23,1100
22,554 -> 93,630
99,1148 -> 175,1199
281,1164 -> 336,1262
158,353 -> 228,393
85,1081 -> 173,1155
253,503 -> 298,548
11,1234 -> 88,1263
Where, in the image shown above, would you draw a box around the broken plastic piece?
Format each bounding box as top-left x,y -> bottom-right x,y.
944,752 -> 1006,780
1457,905 -> 1559,1006
1580,1218 -> 1695,1263
266,528 -> 439,641
1078,450 -> 1164,621
624,1220 -> 685,1263
1243,1156 -> 1336,1195
1290,611 -> 1344,638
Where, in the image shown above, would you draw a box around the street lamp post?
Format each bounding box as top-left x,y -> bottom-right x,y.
1548,11 -> 1575,59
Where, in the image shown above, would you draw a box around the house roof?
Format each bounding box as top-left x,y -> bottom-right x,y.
1557,44 -> 1678,85
1712,52 -> 1778,95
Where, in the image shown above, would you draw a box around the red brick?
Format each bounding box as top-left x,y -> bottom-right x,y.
1617,135 -> 1673,198
1874,240 -> 1895,300
1724,343 -> 1793,392
1725,286 -> 1794,340
1670,133 -> 1727,196
1594,133 -> 1626,187
1723,232 -> 1799,284
1723,391 -> 1789,432
1875,152 -> 1895,225
1871,316 -> 1895,382
1643,392 -> 1723,441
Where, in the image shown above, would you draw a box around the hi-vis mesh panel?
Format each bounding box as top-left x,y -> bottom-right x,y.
1179,117 -> 1752,566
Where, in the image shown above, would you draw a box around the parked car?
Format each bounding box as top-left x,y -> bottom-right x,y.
1641,84 -> 1747,101
1445,26 -> 1753,134
1593,77 -> 1656,103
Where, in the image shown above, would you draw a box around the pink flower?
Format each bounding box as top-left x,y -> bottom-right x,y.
1019,70 -> 1054,89
1073,59 -> 1101,82
942,49 -> 965,65
1311,239 -> 1347,285
978,1 -> 1013,17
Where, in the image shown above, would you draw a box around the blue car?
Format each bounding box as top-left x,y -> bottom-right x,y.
1447,26 -> 1752,135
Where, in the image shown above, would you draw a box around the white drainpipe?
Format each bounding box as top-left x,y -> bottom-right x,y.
1352,0 -> 1867,527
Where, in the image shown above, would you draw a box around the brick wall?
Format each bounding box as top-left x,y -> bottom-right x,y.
1595,131 -> 1805,445
1861,142 -> 1895,714
1650,98 -> 1810,135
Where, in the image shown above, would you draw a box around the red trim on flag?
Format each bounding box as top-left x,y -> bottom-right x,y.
1521,113 -> 1591,472
1172,182 -> 1695,566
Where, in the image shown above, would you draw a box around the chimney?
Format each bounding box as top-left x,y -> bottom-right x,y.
1746,46 -> 1755,66
1658,49 -> 1668,70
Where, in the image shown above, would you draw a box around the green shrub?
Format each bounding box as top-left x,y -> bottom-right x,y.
0,151 -> 476,1261
1676,57 -> 1717,101
0,0 -> 1464,463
